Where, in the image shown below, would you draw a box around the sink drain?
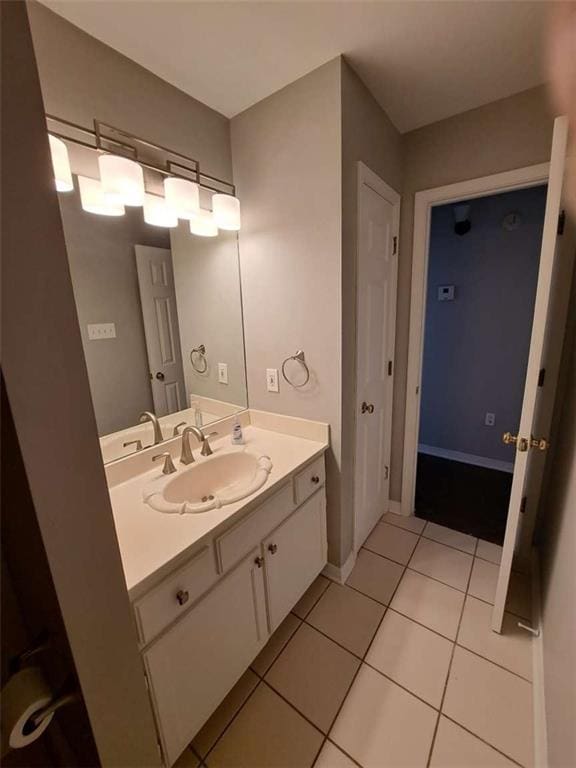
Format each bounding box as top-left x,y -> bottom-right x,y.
201,494 -> 215,503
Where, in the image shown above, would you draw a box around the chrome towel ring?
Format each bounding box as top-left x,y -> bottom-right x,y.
190,344 -> 208,373
281,349 -> 310,388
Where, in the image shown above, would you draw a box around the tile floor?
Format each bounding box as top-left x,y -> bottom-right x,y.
175,515 -> 534,768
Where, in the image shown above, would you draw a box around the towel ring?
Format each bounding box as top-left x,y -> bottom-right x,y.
281,350 -> 310,388
190,344 -> 208,374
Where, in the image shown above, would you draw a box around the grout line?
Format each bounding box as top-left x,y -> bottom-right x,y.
292,576 -> 331,621
439,714 -> 527,768
314,737 -> 365,768
419,532 -> 478,556
425,537 -> 479,768
464,586 -> 532,623
261,678 -> 327,736
453,644 -> 533,684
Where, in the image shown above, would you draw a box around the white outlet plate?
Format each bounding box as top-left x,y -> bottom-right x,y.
218,363 -> 229,385
87,323 -> 116,340
485,412 -> 496,426
266,368 -> 279,393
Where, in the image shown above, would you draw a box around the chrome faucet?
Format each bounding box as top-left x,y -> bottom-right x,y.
139,411 -> 164,445
180,426 -> 218,465
152,452 -> 177,475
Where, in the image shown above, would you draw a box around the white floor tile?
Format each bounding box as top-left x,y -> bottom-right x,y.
443,647 -> 533,767
366,609 -> 453,707
423,522 -> 477,554
380,512 -> 426,534
468,558 -> 499,604
476,539 -> 503,565
364,522 -> 419,565
430,717 -> 517,767
391,570 -> 464,640
330,665 -> 437,768
314,741 -> 357,768
458,596 -> 532,680
409,538 -> 473,591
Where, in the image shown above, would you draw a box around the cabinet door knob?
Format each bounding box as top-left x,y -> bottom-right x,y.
311,475 -> 320,484
268,543 -> 278,554
176,589 -> 189,606
254,556 -> 264,568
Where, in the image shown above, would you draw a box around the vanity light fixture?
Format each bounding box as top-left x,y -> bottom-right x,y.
189,209 -> 218,237
212,193 -> 241,231
143,193 -> 178,228
78,175 -> 125,216
98,154 -> 145,207
48,135 -> 73,192
164,177 -> 200,220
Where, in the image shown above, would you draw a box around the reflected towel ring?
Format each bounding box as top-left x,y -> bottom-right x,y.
190,344 -> 208,373
281,350 -> 310,388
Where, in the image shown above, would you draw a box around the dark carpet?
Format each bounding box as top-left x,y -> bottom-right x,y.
415,453 -> 512,545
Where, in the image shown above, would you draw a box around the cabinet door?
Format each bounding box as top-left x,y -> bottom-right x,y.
264,490 -> 327,632
144,550 -> 268,767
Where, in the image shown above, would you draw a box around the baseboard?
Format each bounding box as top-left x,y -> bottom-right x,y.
531,548 -> 548,768
418,444 -> 514,474
388,500 -> 402,515
323,549 -> 357,585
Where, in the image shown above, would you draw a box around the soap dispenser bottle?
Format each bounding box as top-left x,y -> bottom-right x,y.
231,416 -> 244,445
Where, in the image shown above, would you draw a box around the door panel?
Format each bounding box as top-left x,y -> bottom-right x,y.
264,491 -> 327,632
492,116 -> 572,632
354,167 -> 399,549
135,245 -> 186,416
144,551 -> 268,766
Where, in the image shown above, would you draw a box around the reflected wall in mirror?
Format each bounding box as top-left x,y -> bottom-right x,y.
58,180 -> 247,464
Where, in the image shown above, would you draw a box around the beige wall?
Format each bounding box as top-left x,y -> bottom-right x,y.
340,59 -> 403,563
392,85 -> 555,500
231,59 -> 343,562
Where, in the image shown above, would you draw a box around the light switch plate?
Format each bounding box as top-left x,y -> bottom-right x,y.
218,363 -> 229,385
87,323 -> 116,340
266,368 -> 279,393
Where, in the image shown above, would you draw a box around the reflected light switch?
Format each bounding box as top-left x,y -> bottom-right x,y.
218,363 -> 229,384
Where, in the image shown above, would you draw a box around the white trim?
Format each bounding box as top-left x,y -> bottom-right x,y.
353,161 -> 401,548
323,549 -> 357,585
418,444 -> 514,474
388,500 -> 402,515
401,162 -> 550,516
531,548 -> 548,768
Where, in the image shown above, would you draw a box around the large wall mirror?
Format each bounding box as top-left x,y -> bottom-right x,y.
56,157 -> 248,464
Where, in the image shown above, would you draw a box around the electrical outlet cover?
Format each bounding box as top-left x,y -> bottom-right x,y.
218,363 -> 229,385
485,412 -> 496,426
266,368 -> 279,393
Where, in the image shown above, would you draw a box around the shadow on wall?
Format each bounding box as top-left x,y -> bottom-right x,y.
419,185 -> 548,465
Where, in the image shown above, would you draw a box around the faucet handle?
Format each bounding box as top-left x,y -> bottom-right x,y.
172,422 -> 187,437
152,453 -> 177,475
201,431 -> 219,457
123,439 -> 143,452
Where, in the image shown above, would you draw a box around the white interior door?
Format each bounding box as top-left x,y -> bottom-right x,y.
492,116 -> 571,632
135,245 -> 186,416
354,164 -> 400,549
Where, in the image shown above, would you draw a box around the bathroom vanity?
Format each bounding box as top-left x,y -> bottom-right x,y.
106,412 -> 328,766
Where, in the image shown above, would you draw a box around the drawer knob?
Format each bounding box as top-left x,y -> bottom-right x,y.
311,475 -> 320,484
267,543 -> 278,555
176,589 -> 189,606
254,556 -> 264,568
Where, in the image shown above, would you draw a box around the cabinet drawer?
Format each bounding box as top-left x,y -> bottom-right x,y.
216,483 -> 293,573
294,456 -> 325,506
134,546 -> 218,644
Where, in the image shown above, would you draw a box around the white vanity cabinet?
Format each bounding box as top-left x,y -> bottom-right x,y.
136,453 -> 327,767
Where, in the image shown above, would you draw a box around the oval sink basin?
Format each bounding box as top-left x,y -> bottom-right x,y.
143,450 -> 273,515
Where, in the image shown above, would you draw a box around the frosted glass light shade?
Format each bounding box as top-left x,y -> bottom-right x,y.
164,177 -> 200,220
78,176 -> 125,216
189,209 -> 218,237
212,194 -> 241,230
48,135 -> 73,192
98,154 -> 145,206
143,194 -> 178,228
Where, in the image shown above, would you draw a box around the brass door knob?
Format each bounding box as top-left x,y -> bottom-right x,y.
530,436 -> 549,451
254,556 -> 264,568
361,402 -> 375,414
267,543 -> 278,555
502,432 -> 528,452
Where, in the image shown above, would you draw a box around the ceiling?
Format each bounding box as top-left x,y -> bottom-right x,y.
41,1 -> 547,133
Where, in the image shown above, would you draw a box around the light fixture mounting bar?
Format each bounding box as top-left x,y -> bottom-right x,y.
45,114 -> 235,195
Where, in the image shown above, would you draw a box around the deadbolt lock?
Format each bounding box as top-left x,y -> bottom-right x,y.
502,432 -> 528,452
530,436 -> 549,451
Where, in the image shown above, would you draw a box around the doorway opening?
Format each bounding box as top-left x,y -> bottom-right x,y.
414,185 -> 548,543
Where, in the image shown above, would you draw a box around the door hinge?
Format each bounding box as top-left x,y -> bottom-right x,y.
393,236 -> 398,255
538,368 -> 546,387
387,360 -> 393,376
384,465 -> 389,480
558,209 -> 565,235
520,496 -> 527,514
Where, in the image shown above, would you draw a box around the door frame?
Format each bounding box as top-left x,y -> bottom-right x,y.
353,161 -> 400,550
401,162 -> 550,517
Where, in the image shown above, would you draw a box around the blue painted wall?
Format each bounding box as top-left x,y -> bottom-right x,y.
419,185 -> 547,463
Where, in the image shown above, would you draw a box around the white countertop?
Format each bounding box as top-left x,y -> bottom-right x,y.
108,425 -> 328,599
